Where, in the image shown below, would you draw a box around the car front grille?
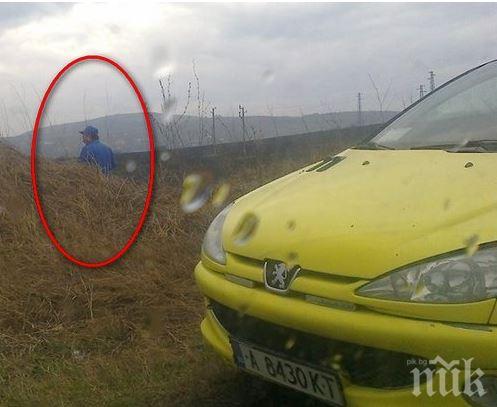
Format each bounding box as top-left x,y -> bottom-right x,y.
210,300 -> 428,389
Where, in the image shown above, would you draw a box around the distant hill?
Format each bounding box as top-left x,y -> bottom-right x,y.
4,110 -> 397,158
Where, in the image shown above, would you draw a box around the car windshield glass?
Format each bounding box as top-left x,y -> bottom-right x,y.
369,61 -> 497,150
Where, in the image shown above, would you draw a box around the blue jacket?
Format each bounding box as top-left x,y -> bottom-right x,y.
79,140 -> 116,173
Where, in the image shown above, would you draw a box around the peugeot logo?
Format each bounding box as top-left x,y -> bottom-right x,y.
264,260 -> 301,293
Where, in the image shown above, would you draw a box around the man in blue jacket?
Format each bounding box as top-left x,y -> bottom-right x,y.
79,125 -> 116,174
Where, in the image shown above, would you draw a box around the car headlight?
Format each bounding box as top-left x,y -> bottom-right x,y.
357,245 -> 497,303
202,204 -> 232,264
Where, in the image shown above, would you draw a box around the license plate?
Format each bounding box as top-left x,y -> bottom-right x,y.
231,339 -> 345,406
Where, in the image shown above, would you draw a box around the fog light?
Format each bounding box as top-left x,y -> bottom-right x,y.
465,375 -> 497,406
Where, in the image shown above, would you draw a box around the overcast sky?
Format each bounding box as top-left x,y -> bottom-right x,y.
1,2 -> 497,135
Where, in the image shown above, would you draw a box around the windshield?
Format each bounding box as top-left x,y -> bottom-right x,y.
370,60 -> 497,150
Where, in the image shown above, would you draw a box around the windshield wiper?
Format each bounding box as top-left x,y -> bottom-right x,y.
449,139 -> 497,152
353,141 -> 396,150
410,140 -> 497,152
410,143 -> 458,151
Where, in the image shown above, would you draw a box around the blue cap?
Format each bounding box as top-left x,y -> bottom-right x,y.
80,125 -> 98,137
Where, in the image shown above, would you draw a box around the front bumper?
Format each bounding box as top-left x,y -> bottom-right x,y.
195,261 -> 497,406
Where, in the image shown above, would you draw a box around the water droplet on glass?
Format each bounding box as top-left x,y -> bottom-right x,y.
331,353 -> 343,370
125,160 -> 137,173
237,302 -> 249,318
107,24 -> 121,35
233,213 -> 259,245
287,220 -> 296,231
212,182 -> 230,208
457,138 -> 469,149
155,64 -> 175,80
160,150 -> 171,162
285,335 -> 297,350
151,45 -> 173,78
353,348 -> 364,361
412,279 -> 429,300
287,252 -> 299,269
261,69 -> 275,84
161,97 -> 177,123
464,234 -> 479,256
72,349 -> 84,361
151,45 -> 168,66
180,174 -> 212,213
402,176 -> 413,185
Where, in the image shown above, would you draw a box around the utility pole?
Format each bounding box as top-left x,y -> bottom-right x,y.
211,107 -> 216,153
419,85 -> 425,100
428,71 -> 436,92
357,92 -> 362,127
239,105 -> 247,155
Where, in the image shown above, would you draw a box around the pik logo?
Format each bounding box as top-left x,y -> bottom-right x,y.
409,355 -> 486,398
263,260 -> 300,293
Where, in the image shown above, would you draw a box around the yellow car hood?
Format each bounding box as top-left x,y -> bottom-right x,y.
223,149 -> 497,279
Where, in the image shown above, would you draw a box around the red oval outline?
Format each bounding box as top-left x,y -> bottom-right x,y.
30,55 -> 156,268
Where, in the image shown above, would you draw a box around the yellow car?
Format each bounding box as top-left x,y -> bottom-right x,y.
195,59 -> 497,406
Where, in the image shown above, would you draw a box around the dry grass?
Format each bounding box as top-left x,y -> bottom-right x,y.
0,141 -> 332,406
0,144 -> 210,405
